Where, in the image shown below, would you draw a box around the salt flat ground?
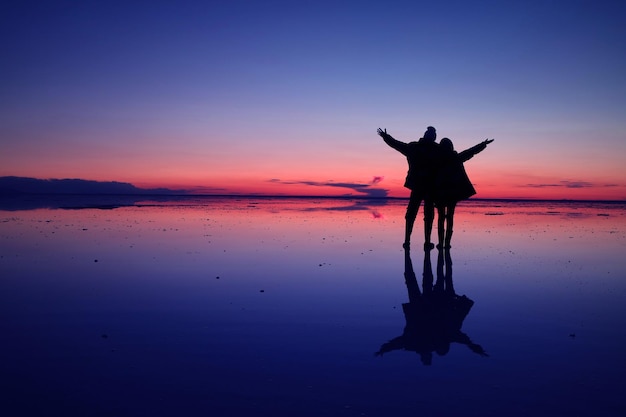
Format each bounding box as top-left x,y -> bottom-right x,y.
1,198 -> 625,417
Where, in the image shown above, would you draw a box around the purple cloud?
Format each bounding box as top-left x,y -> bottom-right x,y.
524,180 -> 595,189
270,178 -> 389,198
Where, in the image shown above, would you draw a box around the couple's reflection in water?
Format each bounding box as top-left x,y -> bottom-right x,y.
376,249 -> 488,365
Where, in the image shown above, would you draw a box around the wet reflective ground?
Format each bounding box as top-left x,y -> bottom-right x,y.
1,198 -> 625,416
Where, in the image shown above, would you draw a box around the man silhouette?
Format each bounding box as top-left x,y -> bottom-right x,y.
378,126 -> 440,250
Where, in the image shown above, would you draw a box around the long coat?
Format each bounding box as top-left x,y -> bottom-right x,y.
434,142 -> 488,204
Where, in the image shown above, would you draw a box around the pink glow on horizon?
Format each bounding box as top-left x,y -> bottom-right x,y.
3,166 -> 621,201
128,176 -> 626,201
4,127 -> 625,200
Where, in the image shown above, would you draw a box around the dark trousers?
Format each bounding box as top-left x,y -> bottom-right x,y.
405,190 -> 434,246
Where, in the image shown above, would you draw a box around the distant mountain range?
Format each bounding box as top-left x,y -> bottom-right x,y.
0,176 -> 185,195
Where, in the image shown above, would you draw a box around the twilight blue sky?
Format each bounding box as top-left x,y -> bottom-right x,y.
1,0 -> 625,199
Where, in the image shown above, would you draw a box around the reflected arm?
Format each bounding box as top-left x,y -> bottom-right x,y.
453,331 -> 489,357
375,336 -> 405,356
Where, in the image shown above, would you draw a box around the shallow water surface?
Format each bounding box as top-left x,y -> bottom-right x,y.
1,198 -> 625,416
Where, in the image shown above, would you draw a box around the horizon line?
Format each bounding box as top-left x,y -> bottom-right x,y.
2,192 -> 625,204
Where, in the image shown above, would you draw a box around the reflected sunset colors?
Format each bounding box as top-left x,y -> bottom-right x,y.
2,197 -> 625,416
3,198 -> 624,312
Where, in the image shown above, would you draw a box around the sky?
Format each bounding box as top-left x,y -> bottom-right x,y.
1,0 -> 625,200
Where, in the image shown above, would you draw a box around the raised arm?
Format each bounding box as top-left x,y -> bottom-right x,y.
377,128 -> 409,156
458,139 -> 494,162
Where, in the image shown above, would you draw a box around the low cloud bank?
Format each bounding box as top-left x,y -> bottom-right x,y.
269,177 -> 389,198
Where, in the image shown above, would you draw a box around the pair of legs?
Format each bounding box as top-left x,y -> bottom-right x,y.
404,190 -> 435,250
436,202 -> 456,249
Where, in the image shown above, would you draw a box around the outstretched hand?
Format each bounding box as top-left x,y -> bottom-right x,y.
377,128 -> 389,139
483,138 -> 494,145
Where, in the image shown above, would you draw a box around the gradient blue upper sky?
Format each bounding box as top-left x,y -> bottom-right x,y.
1,0 -> 625,199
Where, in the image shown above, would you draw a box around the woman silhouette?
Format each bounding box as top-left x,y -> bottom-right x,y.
434,137 -> 493,249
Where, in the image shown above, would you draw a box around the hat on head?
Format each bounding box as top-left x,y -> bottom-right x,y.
423,126 -> 436,141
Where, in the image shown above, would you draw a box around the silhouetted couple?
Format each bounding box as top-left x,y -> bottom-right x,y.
377,126 -> 493,250
375,248 -> 488,364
